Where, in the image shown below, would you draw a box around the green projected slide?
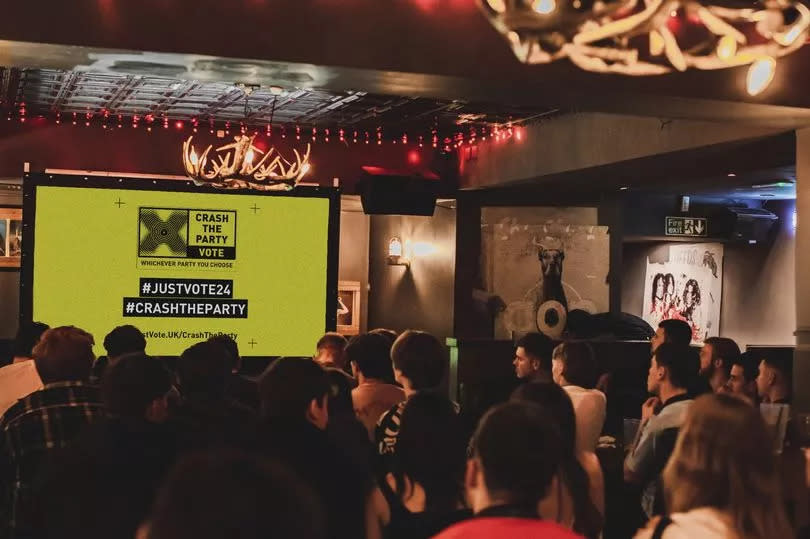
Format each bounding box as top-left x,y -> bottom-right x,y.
30,183 -> 334,357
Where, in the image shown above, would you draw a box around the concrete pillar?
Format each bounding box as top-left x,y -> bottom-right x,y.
794,129 -> 810,412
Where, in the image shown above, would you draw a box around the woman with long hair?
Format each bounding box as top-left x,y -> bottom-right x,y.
511,382 -> 603,539
368,391 -> 470,539
635,393 -> 793,539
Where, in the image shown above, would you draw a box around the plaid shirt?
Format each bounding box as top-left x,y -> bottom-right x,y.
0,381 -> 106,536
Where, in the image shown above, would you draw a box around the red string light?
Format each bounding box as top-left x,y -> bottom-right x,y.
339,128 -> 345,143
325,128 -> 330,143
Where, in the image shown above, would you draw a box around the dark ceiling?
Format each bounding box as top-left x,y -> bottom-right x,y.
0,67 -> 560,138
0,1 -> 809,128
465,132 -> 797,205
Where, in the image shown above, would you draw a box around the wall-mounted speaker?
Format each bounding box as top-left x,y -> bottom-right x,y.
358,166 -> 439,216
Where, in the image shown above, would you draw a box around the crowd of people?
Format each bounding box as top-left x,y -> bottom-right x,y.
0,318 -> 801,538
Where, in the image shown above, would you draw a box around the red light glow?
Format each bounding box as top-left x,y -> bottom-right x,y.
407,150 -> 421,165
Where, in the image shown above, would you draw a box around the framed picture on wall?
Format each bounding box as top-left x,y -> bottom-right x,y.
0,207 -> 22,268
337,280 -> 361,336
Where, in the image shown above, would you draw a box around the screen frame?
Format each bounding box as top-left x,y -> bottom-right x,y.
20,171 -> 340,359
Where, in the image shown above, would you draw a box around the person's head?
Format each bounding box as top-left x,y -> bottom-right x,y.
510,382 -> 603,537
511,382 -> 575,454
652,319 -> 692,352
726,351 -> 760,402
682,279 -> 701,310
390,392 -> 466,513
259,357 -> 330,429
12,321 -> 49,362
314,332 -> 348,369
513,332 -> 554,380
756,353 -> 791,402
391,330 -> 446,392
700,337 -> 741,375
143,451 -> 325,539
648,342 -> 698,395
178,340 -> 231,400
207,334 -> 240,373
551,341 -> 597,388
101,352 -> 172,423
369,328 -> 398,346
324,367 -> 355,418
663,393 -> 792,539
103,325 -> 147,360
466,401 -> 562,513
345,333 -> 395,383
652,273 -> 665,301
32,326 -> 95,384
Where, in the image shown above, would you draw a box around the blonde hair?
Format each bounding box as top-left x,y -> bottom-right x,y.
663,393 -> 793,539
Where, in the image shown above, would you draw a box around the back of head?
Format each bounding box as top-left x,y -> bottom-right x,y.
553,341 -> 598,388
516,332 -> 554,371
259,357 -> 330,422
101,353 -> 171,419
324,367 -> 354,417
654,342 -> 699,390
12,321 -> 49,359
664,393 -> 792,539
471,401 -> 562,507
345,332 -> 395,382
207,334 -> 240,372
32,326 -> 95,384
704,337 -> 741,369
659,319 -> 692,347
510,382 -> 603,537
147,451 -> 325,539
369,328 -> 398,346
103,325 -> 147,359
391,330 -> 446,391
511,382 -> 576,453
393,392 -> 465,512
178,340 -> 231,399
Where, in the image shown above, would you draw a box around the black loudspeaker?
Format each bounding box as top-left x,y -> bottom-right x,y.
358,166 -> 439,216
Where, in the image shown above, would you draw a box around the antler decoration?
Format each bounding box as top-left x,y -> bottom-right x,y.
479,0 -> 810,95
182,135 -> 312,191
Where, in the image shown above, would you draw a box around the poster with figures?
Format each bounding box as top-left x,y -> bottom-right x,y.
642,243 -> 724,344
481,217 -> 610,340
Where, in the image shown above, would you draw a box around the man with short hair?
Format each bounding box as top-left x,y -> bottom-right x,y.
92,324 -> 148,381
726,351 -> 760,403
512,332 -> 554,382
314,332 -> 348,370
625,342 -> 698,518
376,330 -> 448,457
699,336 -> 741,393
0,326 -> 105,537
433,401 -> 579,539
346,333 -> 405,438
0,321 -> 49,415
258,357 -> 367,539
756,353 -> 791,404
650,319 -> 692,353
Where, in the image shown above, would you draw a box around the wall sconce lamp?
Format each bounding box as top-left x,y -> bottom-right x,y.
387,236 -> 410,267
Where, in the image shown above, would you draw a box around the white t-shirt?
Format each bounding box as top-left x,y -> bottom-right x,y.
0,360 -> 43,417
563,385 -> 606,453
634,508 -> 732,539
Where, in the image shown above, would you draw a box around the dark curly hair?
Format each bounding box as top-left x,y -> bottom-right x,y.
682,279 -> 701,315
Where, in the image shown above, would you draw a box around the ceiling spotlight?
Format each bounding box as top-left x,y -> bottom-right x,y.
619,186 -> 630,191
269,86 -> 284,96
727,173 -> 736,177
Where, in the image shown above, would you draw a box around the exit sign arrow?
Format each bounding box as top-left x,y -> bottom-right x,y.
666,216 -> 708,237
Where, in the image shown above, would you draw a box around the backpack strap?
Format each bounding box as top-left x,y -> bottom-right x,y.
651,515 -> 673,539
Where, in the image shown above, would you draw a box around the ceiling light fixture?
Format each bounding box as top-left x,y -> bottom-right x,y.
182,135 -> 312,191
478,0 -> 809,96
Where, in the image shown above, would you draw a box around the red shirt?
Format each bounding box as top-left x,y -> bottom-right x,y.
432,517 -> 583,539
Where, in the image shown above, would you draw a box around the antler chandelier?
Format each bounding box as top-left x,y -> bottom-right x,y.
182,135 -> 312,191
479,0 -> 809,95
